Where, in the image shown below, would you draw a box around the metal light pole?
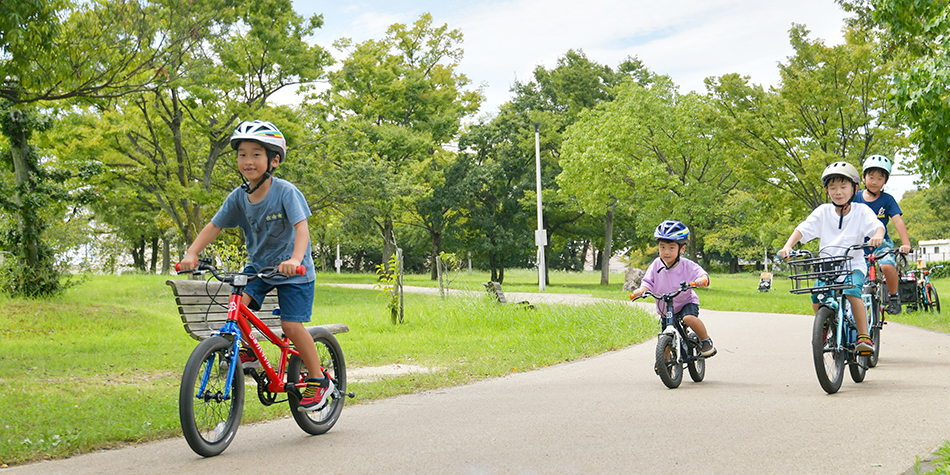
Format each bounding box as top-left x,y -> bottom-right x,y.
533,122 -> 546,291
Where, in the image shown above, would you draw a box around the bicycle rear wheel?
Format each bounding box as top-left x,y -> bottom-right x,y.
288,329 -> 346,435
655,333 -> 683,389
812,307 -> 844,394
686,332 -> 705,383
927,285 -> 941,313
179,336 -> 245,457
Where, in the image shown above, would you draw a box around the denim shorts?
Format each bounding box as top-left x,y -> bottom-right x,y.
811,269 -> 865,303
674,303 -> 700,319
242,266 -> 314,323
871,236 -> 897,267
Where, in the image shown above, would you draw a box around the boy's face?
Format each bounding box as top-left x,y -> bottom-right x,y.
658,240 -> 683,266
863,169 -> 887,194
236,141 -> 278,183
825,178 -> 854,206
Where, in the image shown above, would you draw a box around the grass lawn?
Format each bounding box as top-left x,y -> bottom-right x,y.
2,269 -> 948,468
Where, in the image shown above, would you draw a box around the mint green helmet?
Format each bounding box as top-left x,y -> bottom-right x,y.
862,154 -> 893,180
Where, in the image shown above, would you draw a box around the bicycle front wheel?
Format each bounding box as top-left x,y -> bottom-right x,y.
179,336 -> 245,457
288,330 -> 346,435
812,307 -> 844,394
927,285 -> 941,313
655,334 -> 683,389
686,332 -> 705,383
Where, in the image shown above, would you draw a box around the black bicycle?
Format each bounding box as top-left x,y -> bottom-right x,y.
632,281 -> 708,389
863,248 -> 904,367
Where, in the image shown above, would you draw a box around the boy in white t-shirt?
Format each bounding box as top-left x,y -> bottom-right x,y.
779,161 -> 884,354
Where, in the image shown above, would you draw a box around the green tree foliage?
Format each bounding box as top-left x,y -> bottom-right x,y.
900,185 -> 950,244
707,25 -> 906,216
325,13 -> 481,272
838,0 -> 950,181
60,0 -> 331,258
559,76 -> 739,263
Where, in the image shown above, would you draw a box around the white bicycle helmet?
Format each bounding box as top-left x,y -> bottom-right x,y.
820,161 -> 860,187
862,154 -> 893,179
230,120 -> 286,162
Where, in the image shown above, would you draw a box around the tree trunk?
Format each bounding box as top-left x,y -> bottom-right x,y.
162,237 -> 170,274
601,200 -> 616,286
580,240 -> 590,271
429,229 -> 442,280
149,236 -> 159,273
8,110 -> 40,268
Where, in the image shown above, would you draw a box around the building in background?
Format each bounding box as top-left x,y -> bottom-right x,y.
916,239 -> 950,264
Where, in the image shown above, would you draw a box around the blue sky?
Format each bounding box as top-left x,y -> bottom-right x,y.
288,0 -> 919,199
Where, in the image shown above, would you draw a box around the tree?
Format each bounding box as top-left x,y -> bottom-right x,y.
559,76 -> 739,265
326,13 -> 481,273
838,0 -> 950,181
0,0 -> 214,294
707,25 -> 906,216
507,51 -> 651,284
52,0 -> 332,277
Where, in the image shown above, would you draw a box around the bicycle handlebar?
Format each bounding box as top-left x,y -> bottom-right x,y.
630,280 -> 701,302
175,258 -> 305,282
780,242 -> 875,261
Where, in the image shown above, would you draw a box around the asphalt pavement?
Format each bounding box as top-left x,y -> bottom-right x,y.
8,289 -> 950,474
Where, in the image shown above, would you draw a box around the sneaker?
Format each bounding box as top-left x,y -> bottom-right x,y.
856,334 -> 873,354
298,374 -> 335,412
886,294 -> 902,315
239,346 -> 261,370
700,338 -> 717,357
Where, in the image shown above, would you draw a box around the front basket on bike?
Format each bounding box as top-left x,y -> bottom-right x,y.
787,254 -> 854,295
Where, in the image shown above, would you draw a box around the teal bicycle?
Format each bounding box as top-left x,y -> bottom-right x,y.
787,244 -> 873,394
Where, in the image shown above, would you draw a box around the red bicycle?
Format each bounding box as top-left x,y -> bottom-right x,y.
175,258 -> 350,457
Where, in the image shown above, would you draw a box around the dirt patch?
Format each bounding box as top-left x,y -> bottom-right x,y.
347,364 -> 440,383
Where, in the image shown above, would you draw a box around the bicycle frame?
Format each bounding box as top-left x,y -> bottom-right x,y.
181,263 -> 309,402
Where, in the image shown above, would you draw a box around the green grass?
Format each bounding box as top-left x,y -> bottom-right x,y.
0,273 -> 655,466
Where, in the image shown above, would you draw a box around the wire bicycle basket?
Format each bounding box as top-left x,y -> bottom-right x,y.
787,253 -> 854,295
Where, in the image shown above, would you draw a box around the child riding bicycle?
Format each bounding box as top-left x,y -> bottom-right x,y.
178,119 -> 332,412
632,220 -> 716,357
779,161 -> 885,354
853,154 -> 912,314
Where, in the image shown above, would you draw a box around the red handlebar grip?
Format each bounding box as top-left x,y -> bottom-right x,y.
297,265 -> 305,276
630,293 -> 636,301
175,262 -> 182,272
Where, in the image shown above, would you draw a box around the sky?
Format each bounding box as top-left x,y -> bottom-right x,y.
286,0 -> 920,200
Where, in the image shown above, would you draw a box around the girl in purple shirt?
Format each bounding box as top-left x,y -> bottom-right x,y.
632,220 -> 716,357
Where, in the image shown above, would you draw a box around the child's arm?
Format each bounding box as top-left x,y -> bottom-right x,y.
180,222 -> 223,270
891,214 -> 912,253
869,225 -> 885,248
278,220 -> 310,276
694,274 -> 709,287
778,230 -> 803,259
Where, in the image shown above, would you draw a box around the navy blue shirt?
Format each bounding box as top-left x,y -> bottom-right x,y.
212,177 -> 315,285
853,190 -> 902,242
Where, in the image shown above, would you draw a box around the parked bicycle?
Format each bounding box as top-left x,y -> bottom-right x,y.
786,245 -> 873,394
631,281 -> 708,389
863,248 -> 904,367
905,263 -> 943,313
175,258 -> 352,457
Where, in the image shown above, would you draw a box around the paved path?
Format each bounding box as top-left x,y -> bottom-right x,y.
10,290 -> 950,474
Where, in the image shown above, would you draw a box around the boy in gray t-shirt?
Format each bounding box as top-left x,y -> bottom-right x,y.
180,120 -> 332,412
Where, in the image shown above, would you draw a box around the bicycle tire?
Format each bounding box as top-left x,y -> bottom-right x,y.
869,283 -> 882,368
927,285 -> 941,313
686,333 -> 705,383
655,333 -> 683,389
288,329 -> 346,435
849,352 -> 868,383
179,336 -> 245,457
812,307 -> 844,394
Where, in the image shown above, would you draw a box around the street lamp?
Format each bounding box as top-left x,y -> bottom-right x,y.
533,122 -> 546,291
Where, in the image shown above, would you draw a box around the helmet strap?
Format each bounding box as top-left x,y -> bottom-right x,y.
240,164 -> 273,195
